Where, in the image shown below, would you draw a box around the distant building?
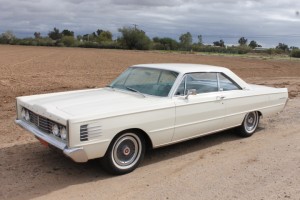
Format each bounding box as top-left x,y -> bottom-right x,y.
253,47 -> 268,51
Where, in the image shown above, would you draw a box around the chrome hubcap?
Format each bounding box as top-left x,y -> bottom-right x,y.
112,134 -> 141,169
247,117 -> 254,124
245,112 -> 258,132
123,146 -> 131,156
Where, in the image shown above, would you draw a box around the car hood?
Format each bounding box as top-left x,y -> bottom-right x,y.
18,88 -> 172,121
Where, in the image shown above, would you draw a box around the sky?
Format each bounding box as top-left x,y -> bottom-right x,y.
0,0 -> 299,47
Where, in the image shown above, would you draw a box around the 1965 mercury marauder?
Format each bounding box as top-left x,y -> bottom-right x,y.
15,64 -> 288,174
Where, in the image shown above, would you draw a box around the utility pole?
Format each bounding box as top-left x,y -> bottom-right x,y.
198,35 -> 203,45
133,24 -> 138,30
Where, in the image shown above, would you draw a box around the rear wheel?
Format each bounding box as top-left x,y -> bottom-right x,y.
101,132 -> 145,175
238,111 -> 259,137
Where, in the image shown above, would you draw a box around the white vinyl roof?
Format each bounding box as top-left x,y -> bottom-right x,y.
132,63 -> 230,74
132,63 -> 250,90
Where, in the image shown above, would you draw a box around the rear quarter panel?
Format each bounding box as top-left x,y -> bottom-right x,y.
223,86 -> 288,128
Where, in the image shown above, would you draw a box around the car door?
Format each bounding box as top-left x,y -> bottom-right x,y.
172,72 -> 226,142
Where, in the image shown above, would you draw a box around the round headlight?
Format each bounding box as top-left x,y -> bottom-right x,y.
52,124 -> 60,136
60,127 -> 67,140
21,108 -> 26,119
25,110 -> 30,121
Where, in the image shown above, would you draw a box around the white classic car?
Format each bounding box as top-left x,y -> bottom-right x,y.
16,64 -> 288,174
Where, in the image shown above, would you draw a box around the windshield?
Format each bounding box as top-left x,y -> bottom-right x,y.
109,67 -> 179,97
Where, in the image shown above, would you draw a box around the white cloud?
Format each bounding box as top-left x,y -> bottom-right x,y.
0,0 -> 299,47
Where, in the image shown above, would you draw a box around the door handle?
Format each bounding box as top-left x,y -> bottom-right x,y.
216,95 -> 225,100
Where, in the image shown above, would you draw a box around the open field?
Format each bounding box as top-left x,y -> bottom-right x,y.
0,45 -> 300,199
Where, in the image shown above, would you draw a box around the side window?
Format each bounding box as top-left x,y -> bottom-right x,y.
175,73 -> 218,95
219,73 -> 241,91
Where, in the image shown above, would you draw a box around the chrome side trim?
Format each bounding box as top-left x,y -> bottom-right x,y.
154,124 -> 241,148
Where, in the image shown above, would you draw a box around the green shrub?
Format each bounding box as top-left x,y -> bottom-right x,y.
38,38 -> 55,46
98,41 -> 122,49
191,45 -> 251,54
290,49 -> 300,58
56,42 -> 65,47
78,41 -> 99,48
0,31 -> 16,44
266,48 -> 275,55
152,37 -> 179,50
61,36 -> 75,47
118,27 -> 151,50
236,46 -> 252,54
266,48 -> 286,55
152,42 -> 165,50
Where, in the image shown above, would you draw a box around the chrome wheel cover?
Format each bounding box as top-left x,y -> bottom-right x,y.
111,133 -> 142,170
244,112 -> 258,133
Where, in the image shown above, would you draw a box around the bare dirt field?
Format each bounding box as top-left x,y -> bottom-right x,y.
0,45 -> 300,200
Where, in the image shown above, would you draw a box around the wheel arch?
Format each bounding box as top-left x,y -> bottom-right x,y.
257,111 -> 263,118
241,110 -> 263,125
101,128 -> 149,175
111,128 -> 153,150
237,110 -> 260,137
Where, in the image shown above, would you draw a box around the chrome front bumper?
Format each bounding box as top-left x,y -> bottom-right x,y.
15,119 -> 88,163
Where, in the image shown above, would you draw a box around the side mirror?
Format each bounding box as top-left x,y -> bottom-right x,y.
185,89 -> 197,99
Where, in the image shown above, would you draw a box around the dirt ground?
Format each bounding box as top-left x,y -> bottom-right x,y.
0,45 -> 300,200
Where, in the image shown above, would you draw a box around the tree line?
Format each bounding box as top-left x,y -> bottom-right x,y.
0,27 -> 299,58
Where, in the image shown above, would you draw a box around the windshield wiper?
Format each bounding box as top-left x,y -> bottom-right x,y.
106,85 -> 115,89
126,87 -> 145,98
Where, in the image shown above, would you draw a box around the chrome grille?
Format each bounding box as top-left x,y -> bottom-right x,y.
80,124 -> 102,141
28,110 -> 54,134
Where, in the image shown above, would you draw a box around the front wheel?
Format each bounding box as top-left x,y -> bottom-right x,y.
101,132 -> 145,175
237,111 -> 260,137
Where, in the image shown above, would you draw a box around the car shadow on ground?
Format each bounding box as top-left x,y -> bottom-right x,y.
0,127 -> 264,200
141,127 -> 264,167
